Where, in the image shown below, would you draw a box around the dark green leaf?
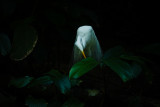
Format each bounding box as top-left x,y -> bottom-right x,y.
0,0 -> 16,17
9,76 -> 33,88
47,98 -> 62,107
46,69 -> 63,79
55,76 -> 71,94
120,55 -> 146,64
47,69 -> 71,94
10,17 -> 35,30
62,98 -> 84,107
45,10 -> 66,27
69,57 -> 99,79
28,76 -> 53,88
0,33 -> 11,56
103,58 -> 142,82
70,79 -> 83,86
0,93 -> 16,107
10,25 -> 38,61
26,96 -> 47,107
142,43 -> 160,55
128,96 -> 143,107
103,46 -> 125,60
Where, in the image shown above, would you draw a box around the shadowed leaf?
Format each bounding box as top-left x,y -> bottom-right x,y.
103,46 -> 125,60
9,76 -> 34,88
62,98 -> 84,107
103,58 -> 142,82
47,70 -> 71,94
10,25 -> 38,61
26,96 -> 47,107
0,33 -> 11,56
142,43 -> 160,55
28,76 -> 53,88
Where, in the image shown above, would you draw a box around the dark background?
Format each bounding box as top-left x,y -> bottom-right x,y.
0,0 -> 159,107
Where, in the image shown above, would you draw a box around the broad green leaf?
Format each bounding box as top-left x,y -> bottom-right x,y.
9,76 -> 33,88
69,57 -> 99,79
47,69 -> 71,94
103,58 -> 142,82
10,25 -> 38,61
0,33 -> 11,56
103,46 -> 125,60
28,76 -> 53,88
26,96 -> 47,107
62,98 -> 84,107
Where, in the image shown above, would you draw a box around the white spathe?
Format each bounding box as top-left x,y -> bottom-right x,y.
73,25 -> 102,63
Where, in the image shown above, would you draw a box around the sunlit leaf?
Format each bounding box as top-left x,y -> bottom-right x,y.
9,76 -> 33,88
10,25 -> 38,61
69,57 -> 99,79
0,33 -> 11,56
62,98 -> 84,107
26,96 -> 47,107
103,58 -> 142,82
47,69 -> 71,94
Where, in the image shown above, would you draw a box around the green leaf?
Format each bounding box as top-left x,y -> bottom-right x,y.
26,96 -> 47,107
47,69 -> 71,94
69,57 -> 99,79
10,25 -> 38,61
103,58 -> 142,82
62,98 -> 84,107
103,46 -> 125,60
28,76 -> 53,88
0,33 -> 11,56
9,76 -> 33,88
